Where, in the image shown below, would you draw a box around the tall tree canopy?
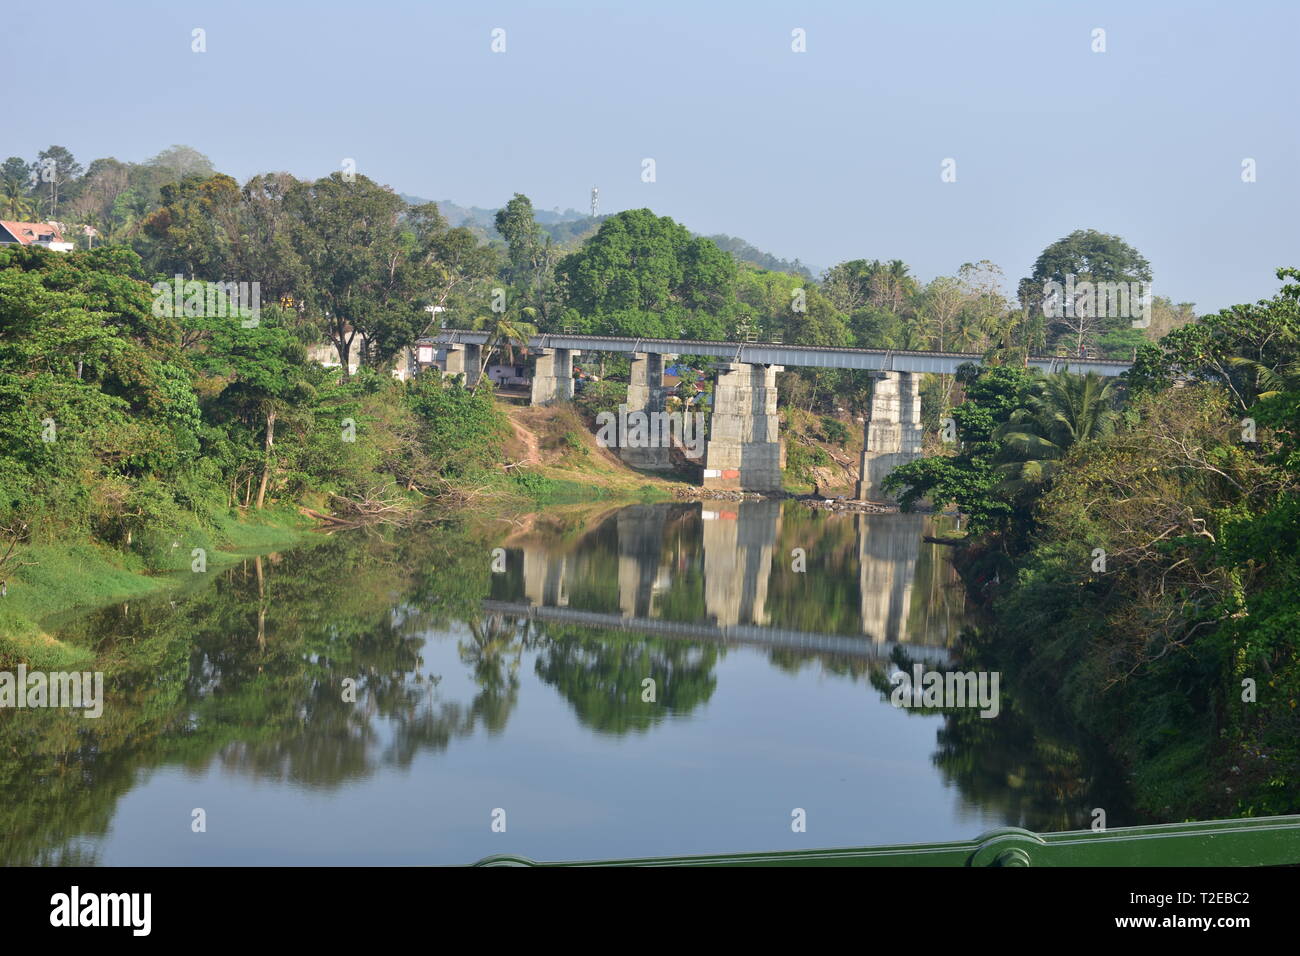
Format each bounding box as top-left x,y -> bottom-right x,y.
1025,229 -> 1153,356
554,208 -> 738,337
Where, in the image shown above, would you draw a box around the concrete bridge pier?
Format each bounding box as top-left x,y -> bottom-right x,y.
616,504 -> 670,617
702,499 -> 781,627
857,371 -> 923,502
857,511 -> 923,644
621,352 -> 674,470
522,546 -> 568,607
703,363 -> 784,493
530,348 -> 579,405
444,343 -> 482,386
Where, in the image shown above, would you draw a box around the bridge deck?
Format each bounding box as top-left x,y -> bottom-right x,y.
482,600 -> 953,663
429,330 -> 1133,377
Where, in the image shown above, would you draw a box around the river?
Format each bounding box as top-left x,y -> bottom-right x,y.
0,500 -> 1134,865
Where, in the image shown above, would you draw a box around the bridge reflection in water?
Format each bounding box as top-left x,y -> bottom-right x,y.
491,501 -> 964,664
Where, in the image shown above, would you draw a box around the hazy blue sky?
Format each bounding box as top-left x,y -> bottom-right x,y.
6,0 -> 1297,311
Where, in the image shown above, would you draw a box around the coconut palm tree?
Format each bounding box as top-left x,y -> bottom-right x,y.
885,259 -> 918,313
993,371 -> 1119,496
1228,356 -> 1300,402
469,298 -> 537,393
1,175 -> 37,220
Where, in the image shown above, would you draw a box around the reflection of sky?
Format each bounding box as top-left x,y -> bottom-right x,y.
93,626 -> 993,865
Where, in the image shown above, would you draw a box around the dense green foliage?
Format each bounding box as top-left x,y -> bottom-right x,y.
884,364 -> 1038,535
1020,228 -> 1153,356
554,208 -> 740,339
887,268 -> 1300,818
0,245 -> 506,573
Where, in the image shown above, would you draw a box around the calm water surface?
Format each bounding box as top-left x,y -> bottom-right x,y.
1,501 -> 1132,865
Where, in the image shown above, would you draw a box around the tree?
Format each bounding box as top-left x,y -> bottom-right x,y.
197,312 -> 314,509
141,174 -> 242,278
956,260 -> 1011,350
1025,229 -> 1152,356
883,259 -> 918,313
554,209 -> 738,336
1016,277 -> 1048,356
917,275 -> 965,352
820,259 -> 876,315
286,174 -> 425,375
1147,296 -> 1196,340
1126,268 -> 1300,411
469,294 -> 536,393
405,371 -> 506,477
66,159 -> 132,245
237,172 -> 307,313
494,193 -> 559,322
992,371 -> 1120,498
32,146 -> 83,220
0,244 -> 204,546
821,258 -> 919,319
405,202 -> 499,332
883,363 -> 1039,534
0,158 -> 36,220
147,145 -> 215,181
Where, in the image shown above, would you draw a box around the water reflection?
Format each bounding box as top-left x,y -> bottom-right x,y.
499,501 -> 962,651
0,501 -> 1137,866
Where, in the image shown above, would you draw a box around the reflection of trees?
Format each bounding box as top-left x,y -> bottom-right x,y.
865,642 -> 1140,833
457,614 -> 524,734
766,508 -> 863,634
764,647 -> 881,680
0,520 -> 504,864
2,500 -> 1147,864
532,623 -> 718,734
179,530 -> 519,786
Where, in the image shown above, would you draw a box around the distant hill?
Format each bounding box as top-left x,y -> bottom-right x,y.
706,234 -> 812,278
400,194 -> 602,248
402,195 -> 811,275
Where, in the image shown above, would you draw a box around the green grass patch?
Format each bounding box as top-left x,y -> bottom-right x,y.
0,508 -> 315,669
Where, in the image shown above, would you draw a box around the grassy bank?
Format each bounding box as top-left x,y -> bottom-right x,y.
0,508 -> 316,671
1,400 -> 693,671
492,402 -> 689,506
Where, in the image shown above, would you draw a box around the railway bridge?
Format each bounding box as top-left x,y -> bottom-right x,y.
428,330 -> 1133,499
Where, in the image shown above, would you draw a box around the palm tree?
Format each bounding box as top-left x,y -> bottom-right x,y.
1228,356 -> 1300,402
106,188 -> 153,240
993,371 -> 1119,496
885,259 -> 918,313
469,299 -> 537,393
1,176 -> 36,220
981,309 -> 1028,367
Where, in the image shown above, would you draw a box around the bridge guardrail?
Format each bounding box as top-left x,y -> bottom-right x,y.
471,815 -> 1300,867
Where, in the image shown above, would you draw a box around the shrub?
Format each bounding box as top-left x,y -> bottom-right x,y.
820,416 -> 850,444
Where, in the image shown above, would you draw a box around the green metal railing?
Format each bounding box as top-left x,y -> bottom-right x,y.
473,815 -> 1300,866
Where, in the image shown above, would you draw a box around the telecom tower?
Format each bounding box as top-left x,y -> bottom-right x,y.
590,186 -> 598,219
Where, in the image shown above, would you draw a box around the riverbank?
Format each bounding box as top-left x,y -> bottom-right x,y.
0,508 -> 318,671
0,462 -> 678,673
0,399 -> 908,671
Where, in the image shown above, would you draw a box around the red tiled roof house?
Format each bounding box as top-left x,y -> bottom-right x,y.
0,220 -> 74,252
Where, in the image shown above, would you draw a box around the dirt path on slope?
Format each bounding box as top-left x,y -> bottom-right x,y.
508,418 -> 541,466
